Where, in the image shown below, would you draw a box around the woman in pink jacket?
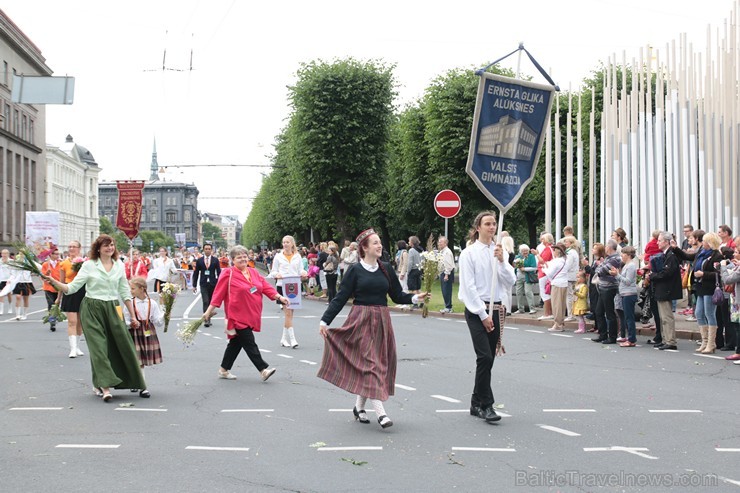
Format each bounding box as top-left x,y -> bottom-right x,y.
203,246 -> 290,382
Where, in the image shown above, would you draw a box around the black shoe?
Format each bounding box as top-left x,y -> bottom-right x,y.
659,345 -> 677,350
470,405 -> 484,418
139,390 -> 150,398
378,415 -> 393,428
646,339 -> 660,345
592,337 -> 606,343
353,406 -> 370,424
50,324 -> 56,332
601,339 -> 617,344
482,406 -> 502,422
720,346 -> 735,351
204,322 -> 212,328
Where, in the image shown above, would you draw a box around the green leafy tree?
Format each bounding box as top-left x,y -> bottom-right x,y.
98,217 -> 134,252
138,231 -> 176,253
200,222 -> 227,250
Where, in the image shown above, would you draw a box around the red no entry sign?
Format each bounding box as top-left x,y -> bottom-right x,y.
434,189 -> 461,219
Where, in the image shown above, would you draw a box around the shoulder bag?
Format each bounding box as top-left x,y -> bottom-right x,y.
544,262 -> 565,295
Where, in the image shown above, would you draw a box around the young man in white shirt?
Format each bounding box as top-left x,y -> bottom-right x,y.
458,211 -> 516,423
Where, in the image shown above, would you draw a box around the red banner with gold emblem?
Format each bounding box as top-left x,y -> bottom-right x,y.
115,180 -> 145,241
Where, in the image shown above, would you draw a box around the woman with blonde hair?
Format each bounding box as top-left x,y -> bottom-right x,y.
269,235 -> 307,348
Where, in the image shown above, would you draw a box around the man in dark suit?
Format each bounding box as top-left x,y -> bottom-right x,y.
192,243 -> 221,327
646,232 -> 683,350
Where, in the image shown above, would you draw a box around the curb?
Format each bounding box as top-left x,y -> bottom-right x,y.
303,295 -> 701,341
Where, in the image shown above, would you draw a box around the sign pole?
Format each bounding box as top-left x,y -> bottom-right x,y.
445,218 -> 448,239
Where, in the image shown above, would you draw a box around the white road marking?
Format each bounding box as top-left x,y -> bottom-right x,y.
550,333 -> 573,337
299,360 -> 318,365
0,309 -> 46,323
648,409 -> 702,413
277,354 -> 294,359
582,337 -> 593,340
182,296 -> 200,319
583,446 -> 658,460
697,354 -> 726,360
663,349 -> 679,352
329,409 -> 376,413
261,316 -> 280,319
297,315 -> 318,318
537,424 -> 581,436
395,384 -> 416,391
221,409 -> 274,413
718,476 -> 740,487
212,336 -> 222,340
455,320 -> 467,324
451,447 -> 516,452
260,349 -> 272,353
56,444 -> 120,449
201,332 -> 212,336
431,395 -> 461,403
543,409 -> 596,413
9,407 -> 63,411
318,446 -> 382,451
390,314 -> 410,317
436,409 -> 511,417
525,329 -> 543,333
114,408 -> 167,412
715,448 -> 740,452
504,326 -> 520,330
186,446 -> 250,452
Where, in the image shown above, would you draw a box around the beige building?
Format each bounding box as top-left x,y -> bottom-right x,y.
0,9 -> 52,249
46,135 -> 101,250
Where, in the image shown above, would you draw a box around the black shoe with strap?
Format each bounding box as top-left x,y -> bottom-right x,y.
353,406 -> 369,424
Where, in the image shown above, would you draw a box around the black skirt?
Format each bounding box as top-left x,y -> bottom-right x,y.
13,282 -> 36,296
61,286 -> 86,312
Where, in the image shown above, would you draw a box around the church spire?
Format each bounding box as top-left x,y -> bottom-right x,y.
150,137 -> 159,181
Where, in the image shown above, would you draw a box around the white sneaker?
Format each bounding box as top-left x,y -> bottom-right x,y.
0,304 -> 4,315
537,315 -> 554,320
514,309 -> 525,314
68,348 -> 77,358
218,369 -> 237,380
548,326 -> 564,332
260,368 -> 276,381
564,316 -> 576,322
527,309 -> 537,315
75,347 -> 84,356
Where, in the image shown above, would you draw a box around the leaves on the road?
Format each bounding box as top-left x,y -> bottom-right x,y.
495,404 -> 505,409
118,403 -> 135,407
309,441 -> 327,448
447,452 -> 464,466
341,457 -> 367,466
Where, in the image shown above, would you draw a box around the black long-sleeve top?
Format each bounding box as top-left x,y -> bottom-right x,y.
321,261 -> 414,326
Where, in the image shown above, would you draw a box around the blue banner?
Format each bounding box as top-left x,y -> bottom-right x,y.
466,73 -> 556,212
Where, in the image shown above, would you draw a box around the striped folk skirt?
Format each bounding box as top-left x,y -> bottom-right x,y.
80,298 -> 146,390
317,304 -> 396,401
129,320 -> 163,367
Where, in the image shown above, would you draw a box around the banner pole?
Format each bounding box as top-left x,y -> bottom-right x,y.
445,218 -> 449,239
489,207 -> 505,319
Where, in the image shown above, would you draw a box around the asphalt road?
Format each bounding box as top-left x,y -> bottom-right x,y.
1,291 -> 739,492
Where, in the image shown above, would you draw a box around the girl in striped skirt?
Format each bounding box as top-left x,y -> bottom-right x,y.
124,276 -> 164,398
318,229 -> 428,429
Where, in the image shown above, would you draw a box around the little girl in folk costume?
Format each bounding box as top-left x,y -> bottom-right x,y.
572,270 -> 590,334
124,276 -> 164,398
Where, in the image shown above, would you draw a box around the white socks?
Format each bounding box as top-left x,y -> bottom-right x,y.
355,395 -> 368,411
369,398 -> 386,417
286,327 -> 298,348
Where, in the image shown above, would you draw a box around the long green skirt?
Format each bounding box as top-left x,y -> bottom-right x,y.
81,298 -> 146,390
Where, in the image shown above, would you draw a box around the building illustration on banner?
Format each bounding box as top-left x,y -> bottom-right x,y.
477,115 -> 536,161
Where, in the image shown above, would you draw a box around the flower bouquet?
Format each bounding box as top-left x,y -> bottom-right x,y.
419,236 -> 443,318
177,318 -> 203,346
159,282 -> 181,332
42,304 -> 67,325
71,257 -> 86,272
8,245 -> 44,277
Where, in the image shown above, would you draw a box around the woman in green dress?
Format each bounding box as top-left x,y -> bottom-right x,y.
44,234 -> 146,402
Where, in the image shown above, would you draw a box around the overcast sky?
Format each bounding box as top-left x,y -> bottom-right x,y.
3,0 -> 736,221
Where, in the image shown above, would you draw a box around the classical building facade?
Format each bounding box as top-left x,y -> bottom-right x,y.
98,142 -> 200,245
0,10 -> 52,248
46,135 -> 100,250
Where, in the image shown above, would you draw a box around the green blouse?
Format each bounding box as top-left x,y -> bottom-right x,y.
66,258 -> 132,302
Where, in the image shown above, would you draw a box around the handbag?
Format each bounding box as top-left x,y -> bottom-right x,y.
681,267 -> 690,289
712,274 -> 724,305
544,262 -> 565,295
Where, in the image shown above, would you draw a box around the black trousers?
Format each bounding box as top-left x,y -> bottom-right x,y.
595,286 -> 618,341
44,290 -> 57,311
200,283 -> 216,313
220,328 -> 268,372
465,306 -> 501,409
326,273 -> 338,302
716,298 -> 735,348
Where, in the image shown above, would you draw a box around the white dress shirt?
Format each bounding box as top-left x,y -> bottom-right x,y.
458,240 -> 516,321
440,246 -> 455,275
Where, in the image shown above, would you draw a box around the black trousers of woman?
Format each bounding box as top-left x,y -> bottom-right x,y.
716,299 -> 735,349
221,328 -> 268,371
325,273 -> 338,302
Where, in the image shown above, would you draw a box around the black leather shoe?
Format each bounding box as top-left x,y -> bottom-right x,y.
378,415 -> 393,428
204,322 -> 212,328
720,346 -> 735,351
592,337 -> 606,343
353,406 -> 370,424
601,339 -> 617,344
659,345 -> 678,350
654,343 -> 665,349
470,405 -> 484,418
482,406 -> 502,422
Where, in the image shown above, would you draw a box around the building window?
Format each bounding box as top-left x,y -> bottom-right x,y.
140,211 -> 147,223
151,211 -> 158,222
105,197 -> 111,207
184,210 -> 191,222
166,212 -> 176,223
151,198 -> 157,206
